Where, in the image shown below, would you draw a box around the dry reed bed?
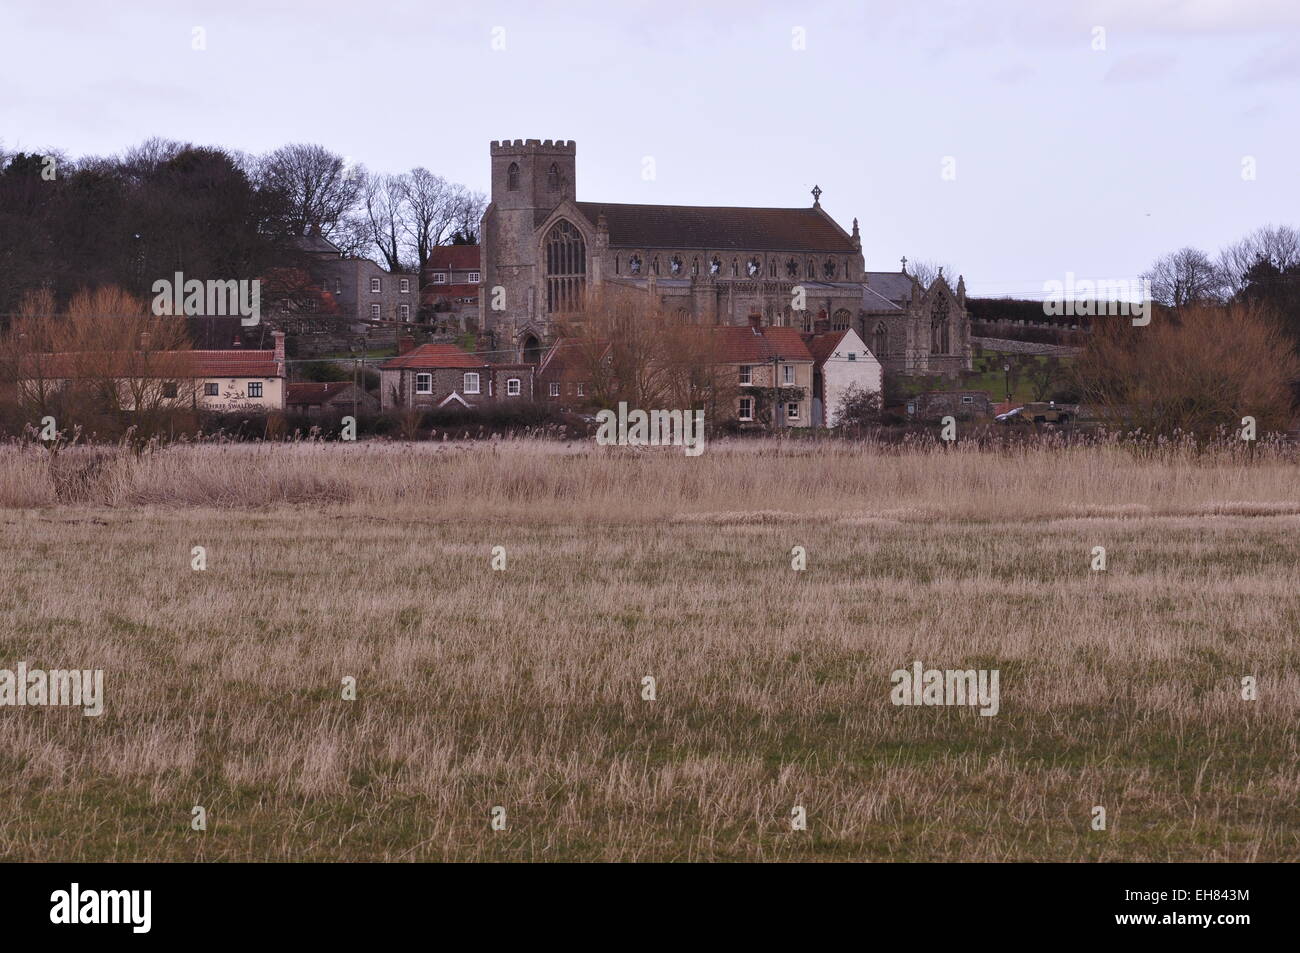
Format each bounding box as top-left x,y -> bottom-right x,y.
0,441 -> 1296,860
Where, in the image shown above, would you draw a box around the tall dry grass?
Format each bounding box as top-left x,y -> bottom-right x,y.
0,439 -> 1297,860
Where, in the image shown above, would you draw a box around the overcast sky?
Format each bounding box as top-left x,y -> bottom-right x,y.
3,0 -> 1297,296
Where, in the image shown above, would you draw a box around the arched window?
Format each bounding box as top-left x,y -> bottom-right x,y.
930,300 -> 950,354
507,163 -> 520,191
544,219 -> 586,314
824,259 -> 837,279
807,259 -> 816,279
833,309 -> 851,331
547,163 -> 559,192
873,322 -> 888,359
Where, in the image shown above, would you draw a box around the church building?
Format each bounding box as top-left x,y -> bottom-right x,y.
478,139 -> 971,378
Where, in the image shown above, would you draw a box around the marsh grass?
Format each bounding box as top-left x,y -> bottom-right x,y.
0,439 -> 1296,860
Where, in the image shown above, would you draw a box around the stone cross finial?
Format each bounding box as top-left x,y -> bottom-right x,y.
900,256 -> 908,273
811,185 -> 822,206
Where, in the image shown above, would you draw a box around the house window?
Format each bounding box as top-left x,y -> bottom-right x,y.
782,364 -> 794,385
432,272 -> 448,284
162,381 -> 178,399
739,365 -> 752,385
464,372 -> 480,394
371,304 -> 381,319
739,397 -> 754,421
576,383 -> 584,397
204,382 -> 218,396
847,352 -> 857,362
416,373 -> 433,394
400,304 -> 410,320
468,271 -> 480,283
399,278 -> 410,293
961,395 -> 974,404
549,382 -> 560,397
507,162 -> 520,191
370,277 -> 381,293
787,402 -> 799,421
507,378 -> 521,396
248,382 -> 263,398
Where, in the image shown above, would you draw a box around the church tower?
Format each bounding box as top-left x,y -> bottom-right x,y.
480,140 -> 578,360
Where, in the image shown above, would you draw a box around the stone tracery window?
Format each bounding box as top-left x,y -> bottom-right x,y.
786,259 -> 799,278
544,219 -> 586,314
930,299 -> 950,354
670,255 -> 683,275
507,163 -> 520,191
747,257 -> 761,277
547,163 -> 560,191
824,259 -> 837,279
832,308 -> 851,331
709,256 -> 721,276
629,254 -> 642,275
873,322 -> 888,359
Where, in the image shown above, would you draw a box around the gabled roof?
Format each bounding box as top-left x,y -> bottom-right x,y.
573,202 -> 857,253
381,343 -> 483,369
423,245 -> 480,271
292,233 -> 343,257
803,330 -> 851,365
712,326 -> 814,364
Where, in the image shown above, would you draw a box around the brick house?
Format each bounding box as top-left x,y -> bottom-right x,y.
536,337 -> 604,410
714,318 -> 814,427
378,342 -> 534,411
420,245 -> 481,332
285,381 -> 379,416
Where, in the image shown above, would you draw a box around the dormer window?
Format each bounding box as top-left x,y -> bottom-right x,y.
507,163 -> 520,191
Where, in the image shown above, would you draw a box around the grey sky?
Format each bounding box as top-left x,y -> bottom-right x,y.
3,0 -> 1297,296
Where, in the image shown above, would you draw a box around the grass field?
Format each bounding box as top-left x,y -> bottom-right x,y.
0,438 -> 1297,861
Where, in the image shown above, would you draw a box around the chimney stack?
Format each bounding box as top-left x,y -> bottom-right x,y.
272,330 -> 285,367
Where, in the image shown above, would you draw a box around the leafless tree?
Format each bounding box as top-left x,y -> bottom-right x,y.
1142,247 -> 1225,307
359,170 -> 411,272
907,259 -> 959,289
403,170 -> 486,264
1218,225 -> 1300,298
258,143 -> 364,239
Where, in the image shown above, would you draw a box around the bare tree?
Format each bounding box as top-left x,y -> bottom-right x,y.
1074,301 -> 1297,436
1142,247 -> 1225,308
359,170 -> 411,272
403,170 -> 486,263
907,259 -> 959,289
1218,225 -> 1300,298
258,143 -> 364,239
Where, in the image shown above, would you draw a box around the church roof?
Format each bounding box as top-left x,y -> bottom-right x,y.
863,271 -> 913,305
574,202 -> 858,253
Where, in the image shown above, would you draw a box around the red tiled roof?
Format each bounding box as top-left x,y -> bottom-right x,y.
381,343 -> 482,369
803,330 -> 850,365
423,246 -> 480,270
19,350 -> 279,379
575,202 -> 857,253
712,326 -> 814,364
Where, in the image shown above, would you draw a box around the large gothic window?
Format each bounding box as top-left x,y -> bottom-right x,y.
930,300 -> 950,354
547,163 -> 560,191
832,309 -> 851,331
507,163 -> 520,191
544,220 -> 586,314
873,322 -> 888,359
